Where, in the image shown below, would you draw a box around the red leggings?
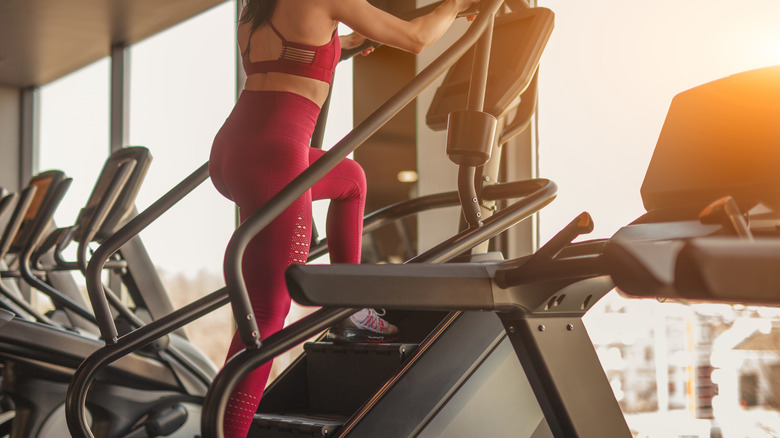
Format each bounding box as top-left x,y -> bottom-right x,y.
209,90 -> 366,437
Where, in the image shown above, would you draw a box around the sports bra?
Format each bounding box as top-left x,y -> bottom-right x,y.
242,21 -> 341,85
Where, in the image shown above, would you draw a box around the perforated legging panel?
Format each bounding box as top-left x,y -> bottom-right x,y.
210,90 -> 366,437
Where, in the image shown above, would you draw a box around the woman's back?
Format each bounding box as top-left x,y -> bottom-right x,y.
239,0 -> 339,106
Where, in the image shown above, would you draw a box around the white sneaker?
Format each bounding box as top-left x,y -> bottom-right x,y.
327,308 -> 399,343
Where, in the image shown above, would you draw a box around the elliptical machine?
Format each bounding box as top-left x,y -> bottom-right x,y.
0,147 -> 218,438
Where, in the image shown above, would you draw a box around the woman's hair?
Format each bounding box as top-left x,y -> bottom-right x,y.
240,0 -> 277,31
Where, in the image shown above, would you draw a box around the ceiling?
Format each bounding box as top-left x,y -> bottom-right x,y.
0,0 -> 227,88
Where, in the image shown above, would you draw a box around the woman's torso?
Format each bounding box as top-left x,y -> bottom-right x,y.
238,1 -> 339,108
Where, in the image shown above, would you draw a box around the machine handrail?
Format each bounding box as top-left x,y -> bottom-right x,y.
411,179 -> 556,263
85,162 -> 209,344
309,178 -> 554,259
65,287 -> 231,438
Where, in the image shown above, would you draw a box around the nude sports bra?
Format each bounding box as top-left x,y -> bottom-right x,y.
242,21 -> 341,85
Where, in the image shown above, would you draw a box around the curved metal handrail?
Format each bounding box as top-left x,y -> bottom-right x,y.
65,288 -> 230,438
309,178 -> 554,259
85,163 -> 209,344
410,179 -> 557,263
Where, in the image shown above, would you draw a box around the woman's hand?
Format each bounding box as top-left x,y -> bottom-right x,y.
333,0 -> 481,55
340,32 -> 375,56
450,0 -> 480,21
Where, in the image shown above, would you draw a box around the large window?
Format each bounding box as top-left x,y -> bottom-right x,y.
127,2 -> 237,365
537,0 -> 780,433
129,2 -> 236,281
38,58 -> 110,229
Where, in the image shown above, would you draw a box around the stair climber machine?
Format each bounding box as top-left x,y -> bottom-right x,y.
0,147 -> 218,437
62,0 -> 564,437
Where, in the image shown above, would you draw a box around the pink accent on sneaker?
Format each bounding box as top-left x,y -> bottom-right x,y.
349,308 -> 399,336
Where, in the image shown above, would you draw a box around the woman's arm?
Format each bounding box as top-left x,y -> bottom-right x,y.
330,0 -> 479,54
340,32 -> 375,56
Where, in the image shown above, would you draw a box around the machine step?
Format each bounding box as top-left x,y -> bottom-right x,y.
304,341 -> 417,415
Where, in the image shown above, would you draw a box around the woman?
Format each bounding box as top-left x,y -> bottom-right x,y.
209,0 -> 480,435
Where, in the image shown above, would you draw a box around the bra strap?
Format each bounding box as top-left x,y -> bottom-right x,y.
267,21 -> 288,43
243,21 -> 284,62
242,27 -> 256,59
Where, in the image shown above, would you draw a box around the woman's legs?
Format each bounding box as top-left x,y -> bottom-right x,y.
219,150 -> 370,436
307,149 -> 399,343
309,147 -> 366,264
211,91 -> 319,438
210,91 -> 393,436
222,194 -> 311,437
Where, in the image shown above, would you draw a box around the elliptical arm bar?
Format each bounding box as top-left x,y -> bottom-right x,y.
0,193 -> 17,228
0,188 -> 58,324
410,179 -> 557,263
17,179 -> 99,324
65,287 -> 230,438
76,160 -> 135,273
224,0 -> 506,349
69,162 -> 151,331
86,163 -> 210,344
0,187 -> 35,259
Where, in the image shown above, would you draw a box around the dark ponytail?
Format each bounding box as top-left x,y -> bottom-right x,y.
240,0 -> 277,31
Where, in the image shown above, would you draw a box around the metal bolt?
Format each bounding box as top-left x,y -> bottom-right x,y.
472,197 -> 478,203
246,314 -> 253,320
508,325 -> 516,333
483,176 -> 491,182
538,325 -> 545,332
567,324 -> 574,331
251,331 -> 258,338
